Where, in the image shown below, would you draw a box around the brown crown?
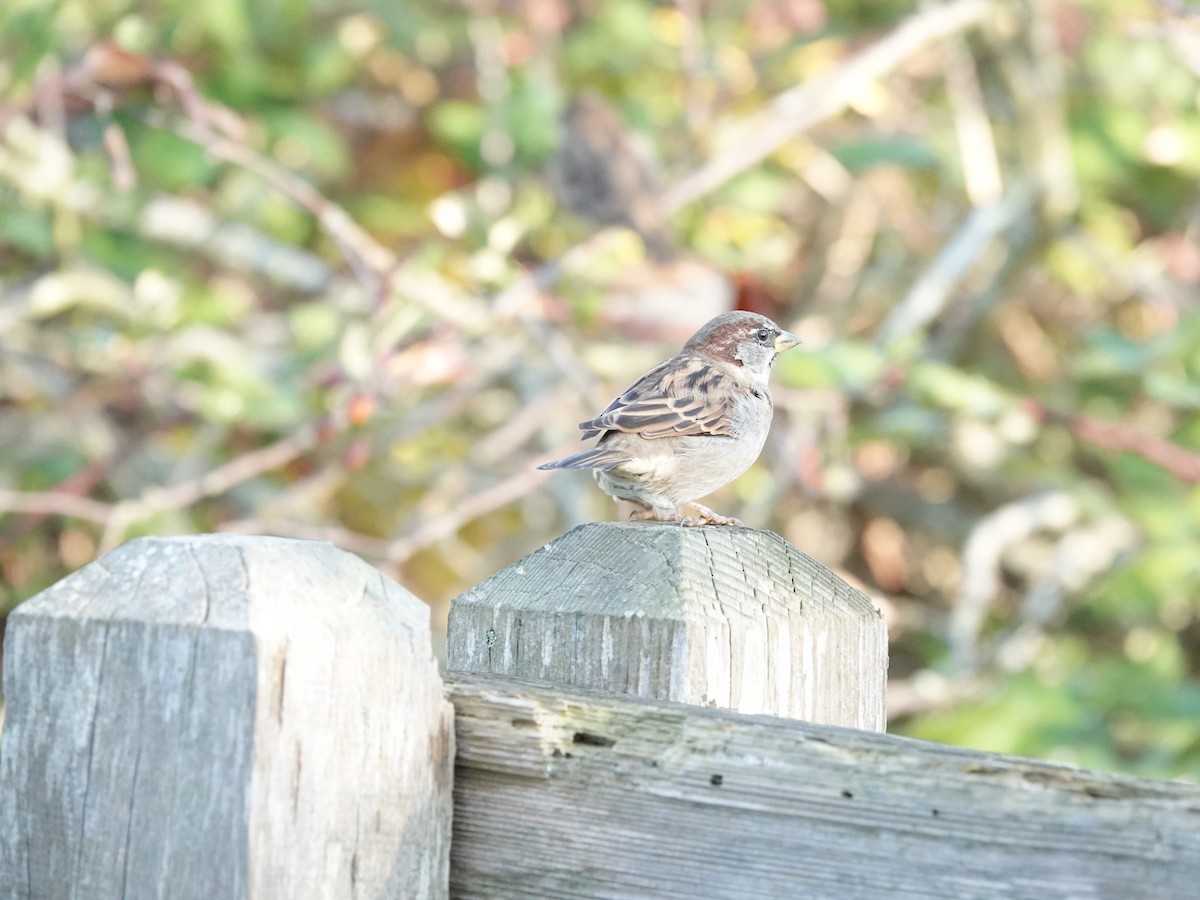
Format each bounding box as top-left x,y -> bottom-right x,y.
683,311 -> 779,361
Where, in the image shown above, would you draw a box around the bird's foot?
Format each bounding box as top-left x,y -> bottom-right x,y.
680,502 -> 742,527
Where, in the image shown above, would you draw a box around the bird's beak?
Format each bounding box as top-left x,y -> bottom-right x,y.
774,330 -> 801,353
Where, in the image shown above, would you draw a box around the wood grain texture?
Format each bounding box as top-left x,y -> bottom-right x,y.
448,674 -> 1200,900
447,522 -> 886,729
0,534 -> 453,900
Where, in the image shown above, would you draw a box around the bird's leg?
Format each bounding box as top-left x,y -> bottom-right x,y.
627,501 -> 681,522
680,501 -> 742,527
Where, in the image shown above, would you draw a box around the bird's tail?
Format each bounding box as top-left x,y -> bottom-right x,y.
537,447 -> 622,471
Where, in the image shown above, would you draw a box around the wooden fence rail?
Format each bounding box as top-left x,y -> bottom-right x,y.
448,675 -> 1200,899
1,529 -> 1197,899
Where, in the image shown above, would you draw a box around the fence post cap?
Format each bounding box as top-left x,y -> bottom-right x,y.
452,520 -> 880,622
12,533 -> 423,633
447,521 -> 887,726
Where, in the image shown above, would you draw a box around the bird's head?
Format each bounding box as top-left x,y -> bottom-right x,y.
684,311 -> 800,380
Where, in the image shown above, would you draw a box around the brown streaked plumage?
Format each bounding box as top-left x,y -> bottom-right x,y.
539,311 -> 800,526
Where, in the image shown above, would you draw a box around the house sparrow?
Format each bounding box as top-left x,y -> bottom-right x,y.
546,92 -> 675,262
539,311 -> 800,526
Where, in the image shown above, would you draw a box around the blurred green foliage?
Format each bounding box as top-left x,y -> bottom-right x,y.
1,0 -> 1199,783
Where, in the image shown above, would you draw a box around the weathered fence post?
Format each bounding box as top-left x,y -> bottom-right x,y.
446,522 -> 887,730
0,534 -> 453,899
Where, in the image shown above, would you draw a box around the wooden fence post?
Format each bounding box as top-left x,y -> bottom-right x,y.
0,534 -> 453,900
446,522 -> 887,730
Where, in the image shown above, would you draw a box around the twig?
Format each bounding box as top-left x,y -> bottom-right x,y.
1027,400 -> 1200,483
474,386 -> 576,466
171,123 -> 480,334
676,0 -> 712,143
662,0 -> 993,212
950,491 -> 1080,671
33,43 -> 481,332
941,29 -> 1002,206
218,461 -> 553,568
98,423 -> 324,552
487,231 -> 624,404
886,671 -> 987,720
169,119 -> 393,283
216,518 -> 393,559
992,514 -> 1138,672
0,490 -> 113,524
137,195 -> 333,292
806,181 -> 882,318
101,121 -> 137,191
876,183 -> 1038,349
217,460 -> 545,568
1156,0 -> 1200,17
482,0 -> 993,325
925,207 -> 1041,362
384,467 -> 546,564
992,0 -> 1078,218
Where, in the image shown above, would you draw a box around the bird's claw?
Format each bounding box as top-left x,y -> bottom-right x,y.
681,503 -> 742,527
628,502 -> 741,527
679,514 -> 742,527
629,507 -> 678,522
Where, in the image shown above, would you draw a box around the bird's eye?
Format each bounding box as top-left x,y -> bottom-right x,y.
755,328 -> 772,343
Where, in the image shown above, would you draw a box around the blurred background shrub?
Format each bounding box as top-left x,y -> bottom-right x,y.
1,0 -> 1198,780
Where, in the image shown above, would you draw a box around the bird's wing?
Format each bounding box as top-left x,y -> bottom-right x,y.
579,356 -> 738,440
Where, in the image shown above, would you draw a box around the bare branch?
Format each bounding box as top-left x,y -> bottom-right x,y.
0,490 -> 113,524
98,424 -> 324,552
385,467 -> 547,564
876,183 -> 1038,349
218,466 -> 551,569
1029,401 -> 1200,484
950,491 -> 1080,671
942,30 -> 1002,206
216,518 -> 393,559
169,119 -> 395,278
662,0 -> 994,212
1156,0 -> 1200,18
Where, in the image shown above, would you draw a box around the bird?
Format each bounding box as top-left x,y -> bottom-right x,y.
546,92 -> 676,262
539,311 -> 800,526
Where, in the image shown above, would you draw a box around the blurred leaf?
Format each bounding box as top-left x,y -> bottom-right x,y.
908,362 -> 1011,417
193,0 -> 254,52
872,403 -> 947,441
261,108 -> 351,180
831,134 -> 939,172
289,300 -> 341,351
19,447 -> 87,489
0,206 -> 54,258
506,74 -> 560,163
127,125 -> 220,190
564,0 -> 663,77
82,230 -> 171,281
0,3 -> 59,85
428,100 -> 486,169
1144,370 -> 1200,409
777,347 -> 841,388
904,672 -> 1089,761
300,37 -> 358,96
1070,328 -> 1161,379
796,339 -> 888,393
